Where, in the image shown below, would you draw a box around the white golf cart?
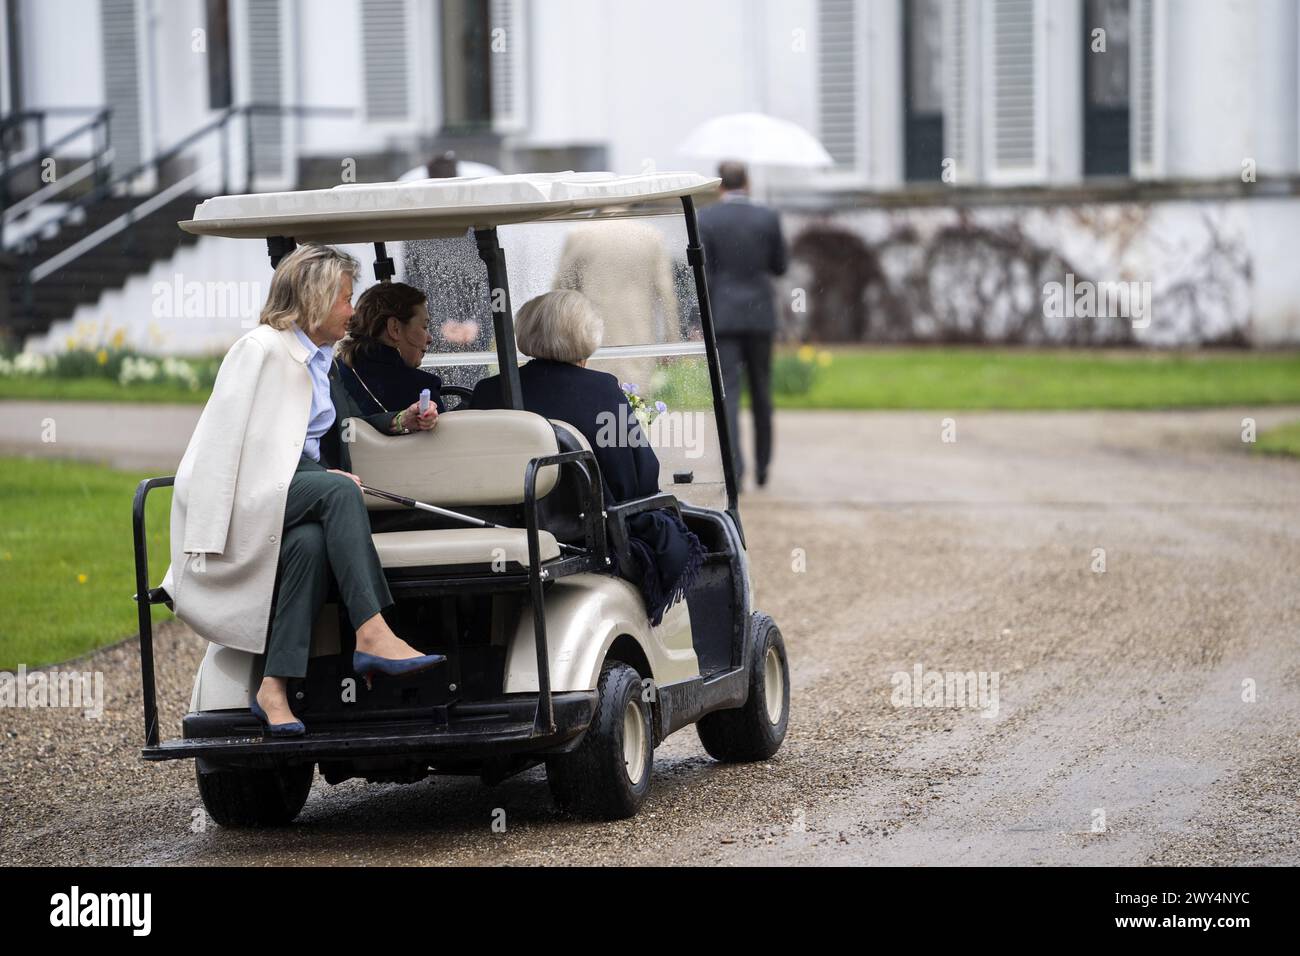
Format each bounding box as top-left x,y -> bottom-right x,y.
131,171 -> 790,824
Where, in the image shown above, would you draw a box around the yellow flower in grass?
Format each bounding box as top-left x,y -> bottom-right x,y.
110,328 -> 127,350
77,573 -> 88,584
797,344 -> 816,363
96,349 -> 108,366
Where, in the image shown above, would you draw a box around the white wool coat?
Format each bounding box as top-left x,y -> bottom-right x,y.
160,324 -> 317,654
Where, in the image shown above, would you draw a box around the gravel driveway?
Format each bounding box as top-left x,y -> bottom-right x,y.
2,407 -> 1298,865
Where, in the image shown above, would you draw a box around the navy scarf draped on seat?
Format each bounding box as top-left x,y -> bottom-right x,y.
620,508 -> 705,627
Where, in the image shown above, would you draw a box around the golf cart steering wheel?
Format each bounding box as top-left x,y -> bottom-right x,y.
440,385 -> 473,410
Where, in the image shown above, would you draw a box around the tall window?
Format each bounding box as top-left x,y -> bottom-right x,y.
441,0 -> 492,132
903,0 -> 945,182
1082,0 -> 1130,176
205,0 -> 232,110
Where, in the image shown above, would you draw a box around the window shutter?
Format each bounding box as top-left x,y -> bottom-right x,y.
489,0 -> 527,133
1130,0 -> 1163,177
817,0 -> 858,168
983,0 -> 1045,182
942,0 -> 980,182
100,0 -> 144,175
246,0 -> 284,180
1,4 -> 15,115
362,0 -> 410,121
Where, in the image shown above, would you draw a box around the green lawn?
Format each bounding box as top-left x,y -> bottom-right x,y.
770,347 -> 1300,410
7,346 -> 1300,411
0,377 -> 209,403
1256,419 -> 1300,458
0,456 -> 172,670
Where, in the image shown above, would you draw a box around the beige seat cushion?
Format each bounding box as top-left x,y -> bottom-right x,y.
348,410 -> 560,509
372,527 -> 560,569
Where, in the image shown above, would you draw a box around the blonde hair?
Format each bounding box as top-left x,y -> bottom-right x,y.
258,243 -> 359,335
515,290 -> 603,363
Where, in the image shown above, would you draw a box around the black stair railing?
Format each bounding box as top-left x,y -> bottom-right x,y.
4,104 -> 352,336
0,107 -> 113,212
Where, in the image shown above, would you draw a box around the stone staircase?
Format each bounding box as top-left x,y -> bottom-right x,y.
5,192 -> 204,341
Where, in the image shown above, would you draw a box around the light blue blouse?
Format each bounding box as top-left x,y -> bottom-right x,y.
292,323 -> 336,463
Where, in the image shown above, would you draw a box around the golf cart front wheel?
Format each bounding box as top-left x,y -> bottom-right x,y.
546,661 -> 653,820
195,761 -> 314,827
696,614 -> 789,762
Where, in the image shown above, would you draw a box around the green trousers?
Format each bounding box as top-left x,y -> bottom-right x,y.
262,454 -> 394,679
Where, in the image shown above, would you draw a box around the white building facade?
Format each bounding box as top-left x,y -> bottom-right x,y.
4,0 -> 1300,348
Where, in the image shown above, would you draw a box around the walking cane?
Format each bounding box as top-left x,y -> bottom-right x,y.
359,484 -> 586,556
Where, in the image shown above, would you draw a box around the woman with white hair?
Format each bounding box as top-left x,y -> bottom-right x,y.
162,243 -> 444,737
469,289 -> 704,625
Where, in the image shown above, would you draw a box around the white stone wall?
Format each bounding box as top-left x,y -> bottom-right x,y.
780,194 -> 1300,346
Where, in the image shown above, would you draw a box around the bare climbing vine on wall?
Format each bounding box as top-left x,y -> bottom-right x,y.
784,204 -> 1250,347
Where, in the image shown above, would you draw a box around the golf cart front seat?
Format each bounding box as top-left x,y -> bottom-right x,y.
348,409 -> 601,575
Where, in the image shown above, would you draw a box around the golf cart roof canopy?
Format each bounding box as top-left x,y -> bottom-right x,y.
179,171 -> 722,242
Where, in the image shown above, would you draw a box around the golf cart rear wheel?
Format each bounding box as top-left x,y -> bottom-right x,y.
195,761 -> 314,827
697,614 -> 789,762
546,661 -> 652,820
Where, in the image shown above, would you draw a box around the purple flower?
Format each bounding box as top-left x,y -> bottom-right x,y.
622,382 -> 639,395
655,400 -> 667,414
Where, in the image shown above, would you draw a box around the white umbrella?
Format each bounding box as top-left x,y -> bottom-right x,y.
453,160 -> 504,179
676,112 -> 834,168
396,159 -> 504,182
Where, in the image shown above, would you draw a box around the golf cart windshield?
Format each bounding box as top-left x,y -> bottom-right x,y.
410,212 -> 727,511
179,171 -> 732,511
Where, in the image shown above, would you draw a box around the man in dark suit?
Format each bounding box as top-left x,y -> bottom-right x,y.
698,160 -> 788,489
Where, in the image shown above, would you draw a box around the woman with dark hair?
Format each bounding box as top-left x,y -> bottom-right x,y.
336,281 -> 446,417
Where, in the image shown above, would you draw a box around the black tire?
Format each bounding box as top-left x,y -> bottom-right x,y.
195,762 -> 314,827
696,614 -> 789,762
546,661 -> 653,820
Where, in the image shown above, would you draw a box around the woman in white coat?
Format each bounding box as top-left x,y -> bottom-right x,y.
163,243 -> 443,736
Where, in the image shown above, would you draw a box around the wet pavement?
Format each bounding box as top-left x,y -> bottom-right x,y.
2,406 -> 1298,865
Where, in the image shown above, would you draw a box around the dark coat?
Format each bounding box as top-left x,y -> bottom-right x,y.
336,342 -> 446,418
469,358 -> 703,625
470,358 -> 656,504
321,362 -> 404,473
697,195 -> 788,335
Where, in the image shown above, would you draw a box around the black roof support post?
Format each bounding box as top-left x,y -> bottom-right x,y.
680,195 -> 743,542
373,242 -> 395,282
474,226 -> 523,410
266,235 -> 297,269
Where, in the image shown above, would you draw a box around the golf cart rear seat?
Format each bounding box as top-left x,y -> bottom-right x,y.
349,409 -> 605,579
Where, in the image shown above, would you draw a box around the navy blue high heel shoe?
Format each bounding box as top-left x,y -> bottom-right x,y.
353,650 -> 447,689
249,696 -> 306,737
